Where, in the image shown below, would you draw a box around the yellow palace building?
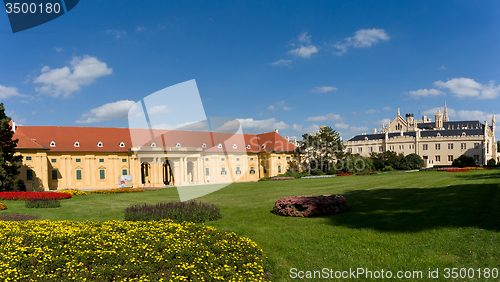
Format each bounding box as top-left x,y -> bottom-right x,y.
12,123 -> 296,191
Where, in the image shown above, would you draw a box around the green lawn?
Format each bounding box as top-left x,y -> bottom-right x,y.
2,170 -> 500,281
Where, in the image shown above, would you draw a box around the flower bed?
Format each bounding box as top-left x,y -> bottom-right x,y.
88,188 -> 144,194
54,189 -> 87,195
125,201 -> 221,223
462,167 -> 492,170
272,194 -> 351,217
337,173 -> 354,176
132,186 -> 161,191
0,202 -> 6,210
25,198 -> 61,208
0,192 -> 72,201
301,175 -> 336,179
0,220 -> 267,282
270,177 -> 295,181
447,169 -> 471,172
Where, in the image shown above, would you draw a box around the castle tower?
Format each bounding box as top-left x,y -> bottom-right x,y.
492,112 -> 496,135
435,108 -> 443,129
443,102 -> 449,122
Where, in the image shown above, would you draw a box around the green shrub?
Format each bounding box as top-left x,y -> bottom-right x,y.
487,158 -> 496,167
310,168 -> 324,175
382,165 -> 394,171
452,155 -> 476,168
258,177 -> 271,181
125,200 -> 222,223
25,198 -> 61,208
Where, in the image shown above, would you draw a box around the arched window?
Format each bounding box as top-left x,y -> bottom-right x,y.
74,141 -> 80,147
246,145 -> 251,149
97,141 -> 103,147
119,142 -> 125,148
151,142 -> 156,148
201,143 -> 207,148
50,141 -> 56,147
176,143 -> 181,148
217,144 -> 222,148
232,144 -> 237,149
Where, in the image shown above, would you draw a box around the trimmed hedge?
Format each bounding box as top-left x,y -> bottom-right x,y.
25,198 -> 61,208
272,194 -> 351,217
125,201 -> 222,223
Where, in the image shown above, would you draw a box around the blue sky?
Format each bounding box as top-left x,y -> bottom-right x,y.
1,1 -> 499,140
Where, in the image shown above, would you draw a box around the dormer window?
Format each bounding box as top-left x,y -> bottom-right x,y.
97,141 -> 103,147
176,143 -> 181,148
218,144 -> 222,148
436,133 -> 441,137
262,145 -> 266,149
201,143 -> 207,148
246,145 -> 251,149
50,141 -> 56,147
74,141 -> 79,147
232,144 -> 237,149
119,142 -> 125,148
462,132 -> 466,137
151,142 -> 156,148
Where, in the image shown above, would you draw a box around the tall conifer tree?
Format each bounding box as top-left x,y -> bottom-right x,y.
0,103 -> 24,191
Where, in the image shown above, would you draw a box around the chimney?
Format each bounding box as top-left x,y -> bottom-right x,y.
275,128 -> 278,133
293,137 -> 297,143
12,121 -> 15,132
422,115 -> 427,122
286,136 -> 290,142
373,128 -> 377,134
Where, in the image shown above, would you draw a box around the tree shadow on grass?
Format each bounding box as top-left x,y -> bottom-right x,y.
328,183 -> 500,232
452,169 -> 500,181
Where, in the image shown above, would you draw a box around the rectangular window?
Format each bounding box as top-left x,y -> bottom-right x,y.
250,158 -> 254,161
423,144 -> 428,150
205,158 -> 209,161
379,146 -> 383,152
250,167 -> 255,174
263,166 -> 267,173
52,170 -> 57,180
122,158 -> 127,162
27,169 -> 33,180
286,157 -> 291,161
99,158 -> 104,162
221,167 -> 226,175
51,159 -> 56,163
221,158 -> 225,161
448,143 -> 453,150
76,158 -> 81,162
357,148 -> 362,153
435,144 -> 440,150
205,167 -> 210,176
278,165 -> 281,173
278,157 -> 281,160
236,158 -> 240,161
99,169 -> 105,179
461,143 -> 466,150
76,170 -> 82,180
474,143 -> 480,149
368,147 -> 373,153
236,167 -> 241,174
26,156 -> 32,161
348,148 -> 352,153
448,155 -> 454,162
473,155 -> 480,162
435,155 -> 441,162
122,169 -> 127,175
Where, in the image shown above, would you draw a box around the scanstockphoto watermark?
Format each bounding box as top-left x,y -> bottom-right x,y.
292,155 -> 367,173
290,267 -> 499,280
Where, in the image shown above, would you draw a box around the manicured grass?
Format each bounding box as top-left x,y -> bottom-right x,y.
1,170 -> 499,281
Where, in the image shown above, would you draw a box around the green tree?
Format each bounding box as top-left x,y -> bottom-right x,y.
0,103 -> 25,191
452,155 -> 476,168
295,126 -> 343,173
497,141 -> 500,152
487,158 -> 496,167
404,153 -> 425,169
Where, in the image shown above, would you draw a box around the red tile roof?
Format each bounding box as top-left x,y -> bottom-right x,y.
15,126 -> 297,153
13,128 -> 47,150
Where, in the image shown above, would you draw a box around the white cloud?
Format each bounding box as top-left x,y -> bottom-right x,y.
152,121 -> 208,130
438,65 -> 447,71
305,113 -> 342,122
298,32 -> 312,44
6,110 -> 26,125
334,123 -> 350,129
282,106 -> 292,111
271,59 -> 293,67
456,110 -> 490,121
215,118 -> 289,133
433,78 -> 500,99
334,28 -> 390,55
288,45 -> 318,59
311,86 -> 338,93
54,47 -> 63,52
422,107 -> 457,118
148,105 -> 170,115
31,111 -> 37,115
0,85 -> 28,99
365,118 -> 391,126
76,100 -> 135,124
136,26 -> 145,31
383,106 -> 391,111
340,126 -> 370,139
34,55 -> 112,98
267,105 -> 275,110
268,101 -> 290,111
292,123 -> 320,133
365,109 -> 380,114
408,88 -> 444,98
106,29 -> 126,38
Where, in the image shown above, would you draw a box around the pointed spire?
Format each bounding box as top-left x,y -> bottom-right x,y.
444,101 -> 449,122
397,108 -> 400,116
